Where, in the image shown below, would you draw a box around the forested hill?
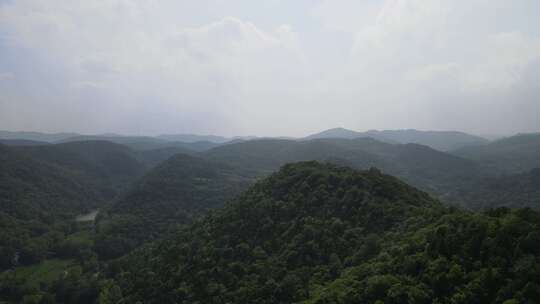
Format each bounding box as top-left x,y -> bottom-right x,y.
0,143 -> 110,268
204,138 -> 482,195
452,168 -> 540,209
0,143 -> 103,218
95,153 -> 253,259
97,138 -> 482,259
112,162 -> 540,304
112,162 -> 438,302
453,133 -> 540,174
15,140 -> 147,196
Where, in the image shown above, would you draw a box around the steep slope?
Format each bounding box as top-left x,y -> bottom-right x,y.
452,168 -> 540,209
0,144 -> 110,267
15,141 -> 147,197
95,154 -> 252,259
114,162 -> 439,303
114,162 -> 540,304
305,128 -> 487,151
0,144 -> 104,218
453,133 -> 540,174
96,138 -> 480,259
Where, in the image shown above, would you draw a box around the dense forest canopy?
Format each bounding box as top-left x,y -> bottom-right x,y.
1,131 -> 540,303
113,162 -> 540,304
452,134 -> 540,174
2,1 -> 540,302
94,153 -> 253,259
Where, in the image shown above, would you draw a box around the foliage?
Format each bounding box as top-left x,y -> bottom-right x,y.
449,168 -> 540,209
453,133 -> 540,174
94,153 -> 253,259
112,162 -> 540,303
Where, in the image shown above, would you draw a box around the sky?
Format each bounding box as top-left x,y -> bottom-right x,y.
1,0 -> 539,137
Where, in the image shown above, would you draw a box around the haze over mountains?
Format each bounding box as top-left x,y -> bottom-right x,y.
2,127 -> 540,303
2,1 -> 540,302
305,128 -> 489,151
1,127 -> 493,152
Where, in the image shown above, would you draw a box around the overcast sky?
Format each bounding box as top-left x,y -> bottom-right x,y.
1,0 -> 539,137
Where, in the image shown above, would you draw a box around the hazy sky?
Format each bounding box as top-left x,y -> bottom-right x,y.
1,0 -> 540,137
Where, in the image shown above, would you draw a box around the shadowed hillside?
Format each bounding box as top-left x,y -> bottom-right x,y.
204,138 -> 482,197
16,141 -> 147,197
113,162 -> 540,304
453,133 -> 540,174
95,154 -> 253,259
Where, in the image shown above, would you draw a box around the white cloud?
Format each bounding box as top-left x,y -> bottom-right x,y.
310,0 -> 540,133
1,0 -> 540,135
0,1 -> 309,135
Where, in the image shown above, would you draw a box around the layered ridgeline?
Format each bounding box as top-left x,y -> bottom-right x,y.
60,135 -> 222,152
305,128 -> 487,151
204,137 -> 540,209
95,137 -> 490,259
112,162 -> 540,303
453,133 -> 540,174
204,138 -> 482,195
448,133 -> 540,209
15,141 -> 147,197
95,153 -> 253,259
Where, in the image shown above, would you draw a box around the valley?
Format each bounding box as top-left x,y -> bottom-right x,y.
2,2 -> 539,302
1,129 -> 540,303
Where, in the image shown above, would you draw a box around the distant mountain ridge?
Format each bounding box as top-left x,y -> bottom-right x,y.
452,133 -> 540,174
1,128 -> 489,152
59,135 -> 222,152
203,137 -> 482,195
0,139 -> 50,146
15,141 -> 148,196
157,133 -> 231,143
0,130 -> 79,143
305,128 -> 488,151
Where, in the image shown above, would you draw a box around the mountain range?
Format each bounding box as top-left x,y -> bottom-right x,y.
1,127 -> 491,152
305,128 -> 488,151
2,129 -> 540,303
114,162 -> 540,304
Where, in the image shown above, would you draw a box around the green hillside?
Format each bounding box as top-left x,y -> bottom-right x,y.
95,153 -> 253,259
453,133 -> 540,174
113,162 -> 540,303
0,143 -> 108,269
204,138 -> 482,197
0,144 -> 103,219
451,168 -> 540,209
16,141 -> 147,196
